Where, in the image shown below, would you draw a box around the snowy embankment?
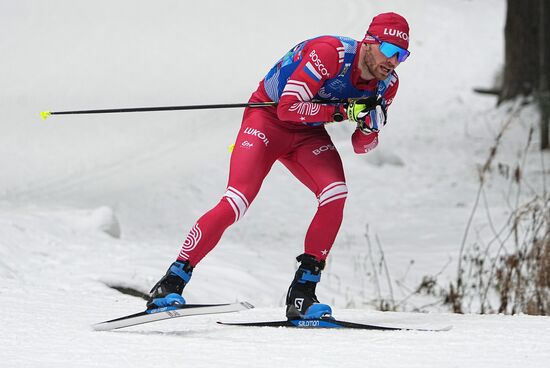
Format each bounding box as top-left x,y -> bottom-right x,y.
1,0 -> 549,367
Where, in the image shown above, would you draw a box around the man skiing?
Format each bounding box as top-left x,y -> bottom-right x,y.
148,12 -> 410,320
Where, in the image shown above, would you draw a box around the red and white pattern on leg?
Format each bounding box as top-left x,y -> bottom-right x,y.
179,223 -> 202,260
224,186 -> 250,223
318,182 -> 348,207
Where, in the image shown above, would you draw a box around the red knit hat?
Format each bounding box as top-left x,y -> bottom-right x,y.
363,12 -> 410,50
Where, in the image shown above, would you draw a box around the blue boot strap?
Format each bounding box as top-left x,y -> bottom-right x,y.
169,262 -> 192,283
298,269 -> 321,283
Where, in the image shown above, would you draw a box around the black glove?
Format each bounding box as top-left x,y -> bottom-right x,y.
346,96 -> 387,133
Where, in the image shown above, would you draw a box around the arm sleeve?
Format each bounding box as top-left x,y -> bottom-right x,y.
276,38 -> 344,123
351,73 -> 400,154
382,74 -> 399,110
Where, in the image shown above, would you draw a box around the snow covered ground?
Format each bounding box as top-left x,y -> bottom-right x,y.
1,0 -> 549,367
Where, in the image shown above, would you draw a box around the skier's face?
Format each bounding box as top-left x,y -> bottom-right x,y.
361,43 -> 400,80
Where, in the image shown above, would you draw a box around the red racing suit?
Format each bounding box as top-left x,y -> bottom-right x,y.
177,36 -> 399,265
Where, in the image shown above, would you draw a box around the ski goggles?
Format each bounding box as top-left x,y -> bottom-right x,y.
366,33 -> 410,62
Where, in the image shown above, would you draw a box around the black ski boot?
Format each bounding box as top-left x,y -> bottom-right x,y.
147,260 -> 193,309
285,254 -> 332,320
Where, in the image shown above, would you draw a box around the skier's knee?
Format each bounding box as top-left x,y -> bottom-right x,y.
317,182 -> 348,207
223,186 -> 250,222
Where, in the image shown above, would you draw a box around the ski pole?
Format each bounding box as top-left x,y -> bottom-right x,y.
40,101 -> 279,120
40,99 -> 350,120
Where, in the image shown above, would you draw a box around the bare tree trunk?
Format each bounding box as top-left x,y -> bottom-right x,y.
500,0 -> 550,149
499,0 -> 540,102
539,0 -> 550,149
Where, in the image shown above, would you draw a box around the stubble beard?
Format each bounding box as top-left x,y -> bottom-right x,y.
364,46 -> 390,81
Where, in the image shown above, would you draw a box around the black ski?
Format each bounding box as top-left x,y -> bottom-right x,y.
93,301 -> 254,331
218,318 -> 452,331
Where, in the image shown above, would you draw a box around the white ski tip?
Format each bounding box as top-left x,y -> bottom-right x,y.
92,301 -> 254,331
92,322 -> 112,331
240,301 -> 255,310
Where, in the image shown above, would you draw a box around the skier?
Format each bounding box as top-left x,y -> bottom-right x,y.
148,12 -> 410,320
